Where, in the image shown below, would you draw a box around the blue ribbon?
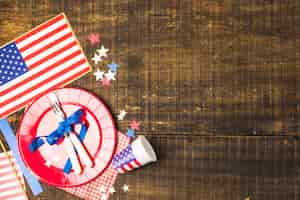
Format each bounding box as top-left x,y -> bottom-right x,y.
0,118 -> 43,196
29,109 -> 88,174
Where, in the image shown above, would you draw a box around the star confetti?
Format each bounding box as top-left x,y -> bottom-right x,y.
100,186 -> 106,193
93,68 -> 105,81
130,120 -> 140,130
88,33 -> 100,45
92,53 -> 102,64
45,161 -> 51,167
122,184 -> 129,192
105,70 -> 116,81
109,187 -> 116,194
101,193 -> 108,200
97,45 -> 109,58
118,109 -> 127,120
126,128 -> 136,138
107,62 -> 119,72
101,77 -> 111,87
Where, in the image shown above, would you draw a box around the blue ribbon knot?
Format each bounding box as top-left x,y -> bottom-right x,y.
29,109 -> 88,174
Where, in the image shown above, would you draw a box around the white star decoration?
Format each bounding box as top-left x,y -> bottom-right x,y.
122,184 -> 129,192
101,193 -> 108,200
100,186 -> 106,193
109,186 -> 116,194
97,45 -> 109,58
93,69 -> 105,81
105,70 -> 116,81
118,109 -> 127,120
45,161 -> 51,167
91,53 -> 102,64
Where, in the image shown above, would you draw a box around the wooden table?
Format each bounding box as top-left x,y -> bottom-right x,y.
0,1 -> 298,199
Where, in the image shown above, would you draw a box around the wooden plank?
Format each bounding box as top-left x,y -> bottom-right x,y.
113,136 -> 299,200
0,0 -> 297,136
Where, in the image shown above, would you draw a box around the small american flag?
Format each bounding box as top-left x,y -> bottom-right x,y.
112,145 -> 141,173
0,151 -> 27,200
0,13 -> 90,119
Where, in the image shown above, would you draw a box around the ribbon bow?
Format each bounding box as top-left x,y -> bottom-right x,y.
29,109 -> 87,174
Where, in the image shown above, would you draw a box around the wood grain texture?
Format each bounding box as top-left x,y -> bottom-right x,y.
0,0 -> 299,199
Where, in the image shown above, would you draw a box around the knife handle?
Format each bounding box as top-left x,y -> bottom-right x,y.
64,136 -> 82,174
69,133 -> 93,167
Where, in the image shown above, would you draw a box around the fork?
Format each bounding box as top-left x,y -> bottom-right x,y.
48,93 -> 93,174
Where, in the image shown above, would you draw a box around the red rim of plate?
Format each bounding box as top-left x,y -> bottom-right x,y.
17,87 -> 117,187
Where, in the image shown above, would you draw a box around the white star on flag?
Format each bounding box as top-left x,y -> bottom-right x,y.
97,45 -> 109,58
105,70 -> 116,81
93,69 -> 105,80
92,53 -> 102,64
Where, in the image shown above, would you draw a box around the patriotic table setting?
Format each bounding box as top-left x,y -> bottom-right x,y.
0,13 -> 157,200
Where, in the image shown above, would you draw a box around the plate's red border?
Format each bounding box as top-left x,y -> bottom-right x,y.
17,87 -> 117,187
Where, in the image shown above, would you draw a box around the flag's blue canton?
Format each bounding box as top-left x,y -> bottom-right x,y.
113,145 -> 135,168
0,42 -> 28,86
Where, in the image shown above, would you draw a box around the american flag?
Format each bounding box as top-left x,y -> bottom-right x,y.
112,145 -> 141,173
0,151 -> 27,200
0,13 -> 90,119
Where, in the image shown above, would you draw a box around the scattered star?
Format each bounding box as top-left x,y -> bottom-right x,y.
109,187 -> 116,194
101,77 -> 111,87
97,45 -> 109,58
105,70 -> 116,81
92,53 -> 102,64
118,109 -> 127,120
126,128 -> 136,138
101,193 -> 108,200
45,161 -> 51,167
130,120 -> 140,130
88,33 -> 100,45
100,186 -> 106,193
107,62 -> 119,72
122,184 -> 129,192
93,69 -> 105,81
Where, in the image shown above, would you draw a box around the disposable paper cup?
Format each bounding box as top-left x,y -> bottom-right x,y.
112,136 -> 157,173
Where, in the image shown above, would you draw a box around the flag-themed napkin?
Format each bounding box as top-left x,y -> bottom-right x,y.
0,151 -> 27,200
62,132 -> 130,200
0,13 -> 91,119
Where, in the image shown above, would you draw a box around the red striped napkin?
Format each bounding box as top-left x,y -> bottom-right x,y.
0,151 -> 27,200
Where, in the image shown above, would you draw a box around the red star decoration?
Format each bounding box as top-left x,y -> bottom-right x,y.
130,120 -> 140,130
101,77 -> 111,87
88,33 -> 100,45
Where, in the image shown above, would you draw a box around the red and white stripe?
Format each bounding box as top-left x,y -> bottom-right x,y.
0,151 -> 27,200
117,160 -> 141,174
0,13 -> 90,118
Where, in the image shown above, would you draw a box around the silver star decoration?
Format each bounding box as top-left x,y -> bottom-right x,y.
109,186 -> 116,194
97,45 -> 109,58
93,69 -> 105,81
118,109 -> 127,120
92,53 -> 102,64
122,184 -> 129,192
105,70 -> 116,81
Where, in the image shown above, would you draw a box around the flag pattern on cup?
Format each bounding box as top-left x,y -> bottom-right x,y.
0,13 -> 90,119
112,145 -> 141,173
0,151 -> 27,200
